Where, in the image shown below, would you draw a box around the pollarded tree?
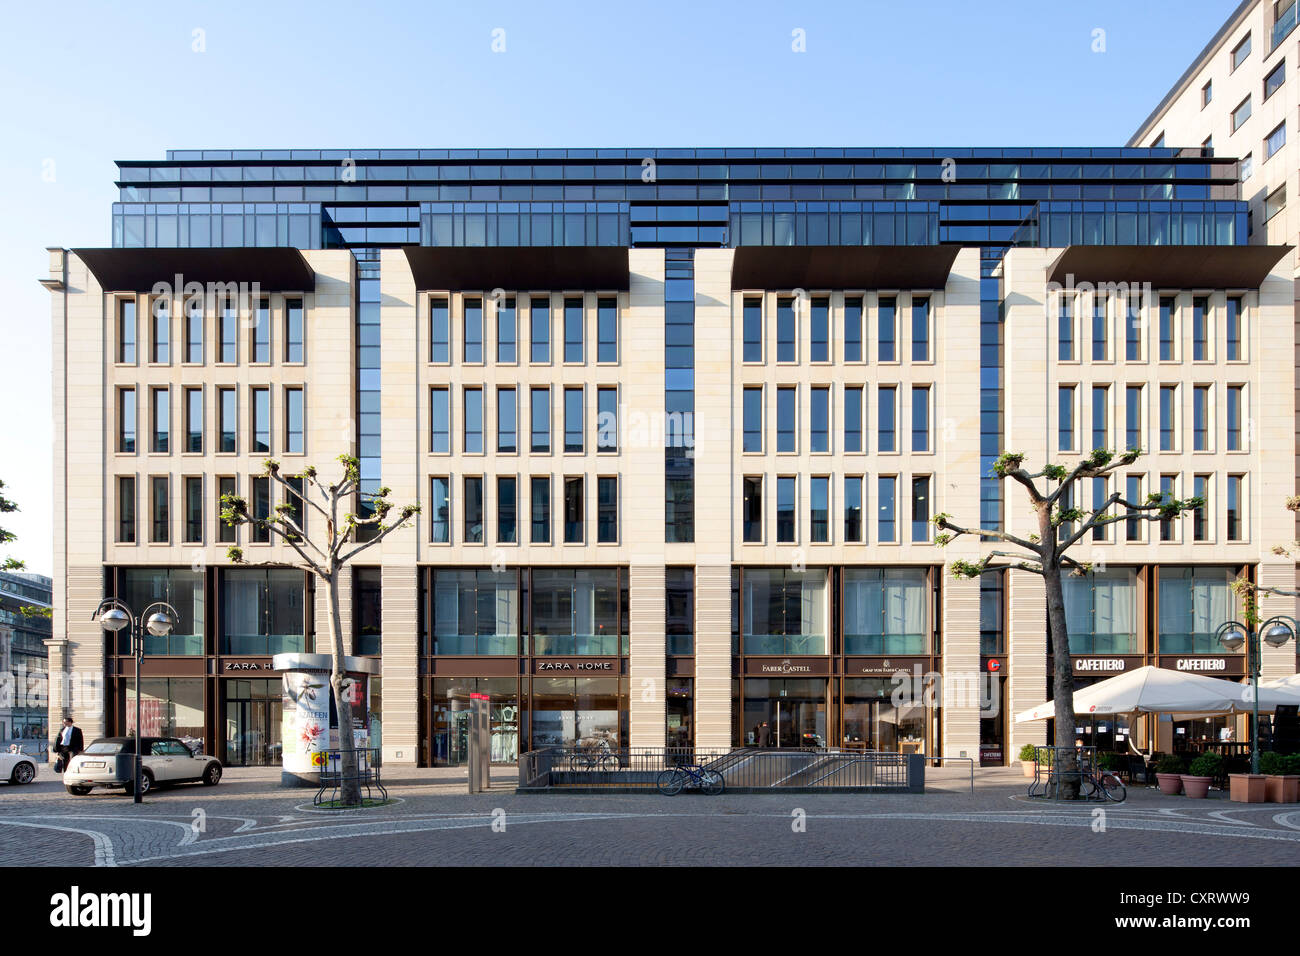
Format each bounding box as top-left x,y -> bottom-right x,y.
221,455 -> 419,806
933,448 -> 1201,797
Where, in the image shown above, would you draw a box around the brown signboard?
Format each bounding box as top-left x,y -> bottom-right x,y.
666,657 -> 694,677
1158,655 -> 1246,678
743,657 -> 832,677
844,657 -> 929,676
429,658 -> 521,677
121,658 -> 205,677
532,658 -> 621,675
220,660 -> 276,672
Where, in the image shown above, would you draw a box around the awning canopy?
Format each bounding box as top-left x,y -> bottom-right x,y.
74,247 -> 316,293
1046,244 -> 1292,290
1014,665 -> 1267,723
403,246 -> 630,291
730,245 -> 960,290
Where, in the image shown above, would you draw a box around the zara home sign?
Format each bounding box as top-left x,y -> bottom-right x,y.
534,659 -> 616,673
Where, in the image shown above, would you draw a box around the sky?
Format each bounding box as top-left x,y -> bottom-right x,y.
0,0 -> 1240,576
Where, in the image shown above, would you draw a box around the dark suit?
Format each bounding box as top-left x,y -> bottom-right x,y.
55,726 -> 84,769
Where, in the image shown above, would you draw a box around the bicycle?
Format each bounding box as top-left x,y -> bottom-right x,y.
1078,764 -> 1127,802
656,762 -> 724,796
569,744 -> 619,772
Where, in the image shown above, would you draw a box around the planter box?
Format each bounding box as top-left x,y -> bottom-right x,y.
1180,774 -> 1212,799
1229,773 -> 1267,803
1156,772 -> 1183,795
1022,761 -> 1036,778
1265,774 -> 1300,804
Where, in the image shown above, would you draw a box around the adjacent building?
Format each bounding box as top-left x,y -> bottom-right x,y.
0,571 -> 51,751
43,147 -> 1297,769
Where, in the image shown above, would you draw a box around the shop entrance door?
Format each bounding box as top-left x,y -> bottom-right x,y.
743,679 -> 828,748
225,696 -> 282,766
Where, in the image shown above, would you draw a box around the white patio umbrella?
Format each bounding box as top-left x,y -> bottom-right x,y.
1014,665 -> 1243,723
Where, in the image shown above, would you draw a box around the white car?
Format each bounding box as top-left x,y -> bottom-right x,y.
64,736 -> 222,796
0,749 -> 38,785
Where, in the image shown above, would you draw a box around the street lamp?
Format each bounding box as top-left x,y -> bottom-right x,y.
92,598 -> 177,804
1215,614 -> 1297,774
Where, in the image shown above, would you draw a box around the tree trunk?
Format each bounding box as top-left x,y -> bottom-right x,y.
1042,510 -> 1080,798
325,568 -> 362,806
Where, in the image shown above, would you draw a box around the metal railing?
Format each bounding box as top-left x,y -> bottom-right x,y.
314,747 -> 388,807
928,755 -> 975,793
518,746 -> 920,792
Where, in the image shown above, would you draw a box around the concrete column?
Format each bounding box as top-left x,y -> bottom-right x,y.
628,564 -> 665,747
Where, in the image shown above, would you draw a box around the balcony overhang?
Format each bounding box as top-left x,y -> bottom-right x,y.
73,247 -> 316,293
403,246 -> 630,291
730,245 -> 961,290
1046,244 -> 1293,290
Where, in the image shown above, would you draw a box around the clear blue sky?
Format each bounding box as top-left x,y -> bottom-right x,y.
0,0 -> 1239,575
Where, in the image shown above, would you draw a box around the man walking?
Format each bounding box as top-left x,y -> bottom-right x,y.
54,717 -> 83,773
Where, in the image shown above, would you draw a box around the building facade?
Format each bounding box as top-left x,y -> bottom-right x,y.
0,571 -> 51,751
44,148 -> 1297,769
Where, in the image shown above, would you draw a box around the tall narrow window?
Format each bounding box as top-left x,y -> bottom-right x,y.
1159,475 -> 1176,541
1227,385 -> 1243,450
1058,297 -> 1074,361
530,476 -> 550,543
564,387 -> 584,453
1159,297 -> 1175,361
530,296 -> 550,363
497,296 -> 517,363
1193,474 -> 1210,541
218,388 -> 236,453
464,298 -> 483,363
218,476 -> 236,543
1091,385 -> 1108,451
810,296 -> 829,362
150,476 -> 169,543
430,476 -> 450,544
1266,59 -> 1285,99
118,387 -> 136,453
810,476 -> 829,543
1125,297 -> 1141,361
1226,296 -> 1242,360
777,386 -> 796,453
597,387 -> 618,452
1192,297 -> 1208,360
564,297 -> 583,363
878,296 -> 896,361
464,476 -> 484,544
911,297 -> 930,361
497,476 -> 517,543
530,387 -> 550,452
776,476 -> 796,543
564,476 -> 584,543
464,387 -> 483,454
285,387 -> 304,454
184,387 -> 203,453
430,297 -> 450,363
497,387 -> 517,454
1125,385 -> 1142,450
743,297 -> 763,362
597,476 -> 618,543
1091,476 -> 1109,541
1227,474 -> 1243,540
251,476 -> 270,543
252,299 -> 270,363
1159,385 -> 1176,451
1125,475 -> 1142,541
184,476 -> 203,544
776,296 -> 796,362
1193,386 -> 1209,451
220,302 -> 237,363
597,297 -> 617,363
743,387 -> 763,453
912,386 -> 930,452
1091,297 -> 1107,361
844,476 -> 864,543
844,386 -> 863,453
810,386 -> 830,453
844,296 -> 863,363
285,298 -> 304,362
431,387 -> 450,454
743,477 -> 763,543
251,387 -> 270,454
286,474 -> 306,538
118,299 -> 137,364
911,476 -> 930,542
150,387 -> 169,453
151,297 -> 169,363
118,476 -> 136,543
878,386 -> 897,452
185,297 -> 203,363
878,476 -> 897,542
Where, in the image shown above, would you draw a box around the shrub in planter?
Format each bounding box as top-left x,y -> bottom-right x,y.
1155,753 -> 1185,795
1097,752 -> 1122,772
1259,751 -> 1300,804
1259,751 -> 1286,776
1182,752 -> 1221,799
1019,743 -> 1038,777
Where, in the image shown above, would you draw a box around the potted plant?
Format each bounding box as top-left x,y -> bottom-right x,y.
1259,751 -> 1300,804
1154,753 -> 1186,795
1181,752 -> 1220,799
1229,764 -> 1268,803
1018,743 -> 1038,778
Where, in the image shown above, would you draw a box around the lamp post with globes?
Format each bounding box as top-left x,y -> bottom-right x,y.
1215,615 -> 1297,775
92,598 -> 178,804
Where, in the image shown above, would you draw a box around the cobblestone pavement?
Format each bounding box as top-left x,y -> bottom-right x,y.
2,765 -> 1298,866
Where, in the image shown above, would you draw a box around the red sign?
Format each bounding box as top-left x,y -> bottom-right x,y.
987,659 -> 1001,672
469,693 -> 489,700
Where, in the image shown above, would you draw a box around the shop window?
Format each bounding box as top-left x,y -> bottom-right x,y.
530,567 -> 624,656
843,567 -> 929,655
353,567 -> 382,656
119,567 -> 205,655
1062,568 -> 1138,654
666,567 -> 695,655
431,569 -> 518,655
220,568 -> 305,655
1158,566 -> 1238,654
741,567 -> 827,655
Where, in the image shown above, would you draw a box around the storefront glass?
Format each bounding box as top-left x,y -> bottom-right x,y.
1159,566 -> 1238,654
530,568 -> 626,655
431,677 -> 519,765
431,570 -> 519,654
841,677 -> 926,753
742,568 -> 827,655
1063,567 -> 1138,654
223,678 -> 282,766
1174,714 -> 1233,749
843,568 -> 928,654
980,675 -> 1006,766
666,678 -> 693,748
741,678 -> 828,748
124,678 -> 205,749
120,568 -> 205,655
221,568 -> 306,654
530,677 -> 628,750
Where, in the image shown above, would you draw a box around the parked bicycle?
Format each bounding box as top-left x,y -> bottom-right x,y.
569,742 -> 619,772
656,762 -> 725,796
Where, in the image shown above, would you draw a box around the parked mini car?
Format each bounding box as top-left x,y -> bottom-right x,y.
64,737 -> 222,796
0,748 -> 38,785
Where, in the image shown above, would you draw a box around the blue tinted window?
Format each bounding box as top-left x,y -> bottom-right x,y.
777,387 -> 796,453
810,387 -> 829,452
878,297 -> 896,361
743,298 -> 763,362
777,297 -> 796,361
743,387 -> 763,452
844,296 -> 863,362
810,297 -> 829,362
564,297 -> 583,362
464,299 -> 483,363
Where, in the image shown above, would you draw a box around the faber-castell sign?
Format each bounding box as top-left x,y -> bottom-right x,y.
761,659 -> 812,675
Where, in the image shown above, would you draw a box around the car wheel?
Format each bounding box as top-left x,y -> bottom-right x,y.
125,771 -> 154,797
66,785 -> 92,796
10,762 -> 35,785
202,762 -> 222,786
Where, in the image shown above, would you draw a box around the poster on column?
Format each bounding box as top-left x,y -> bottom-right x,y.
281,671 -> 330,773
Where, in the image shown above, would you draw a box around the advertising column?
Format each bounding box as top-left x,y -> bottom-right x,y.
273,653 -> 380,787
